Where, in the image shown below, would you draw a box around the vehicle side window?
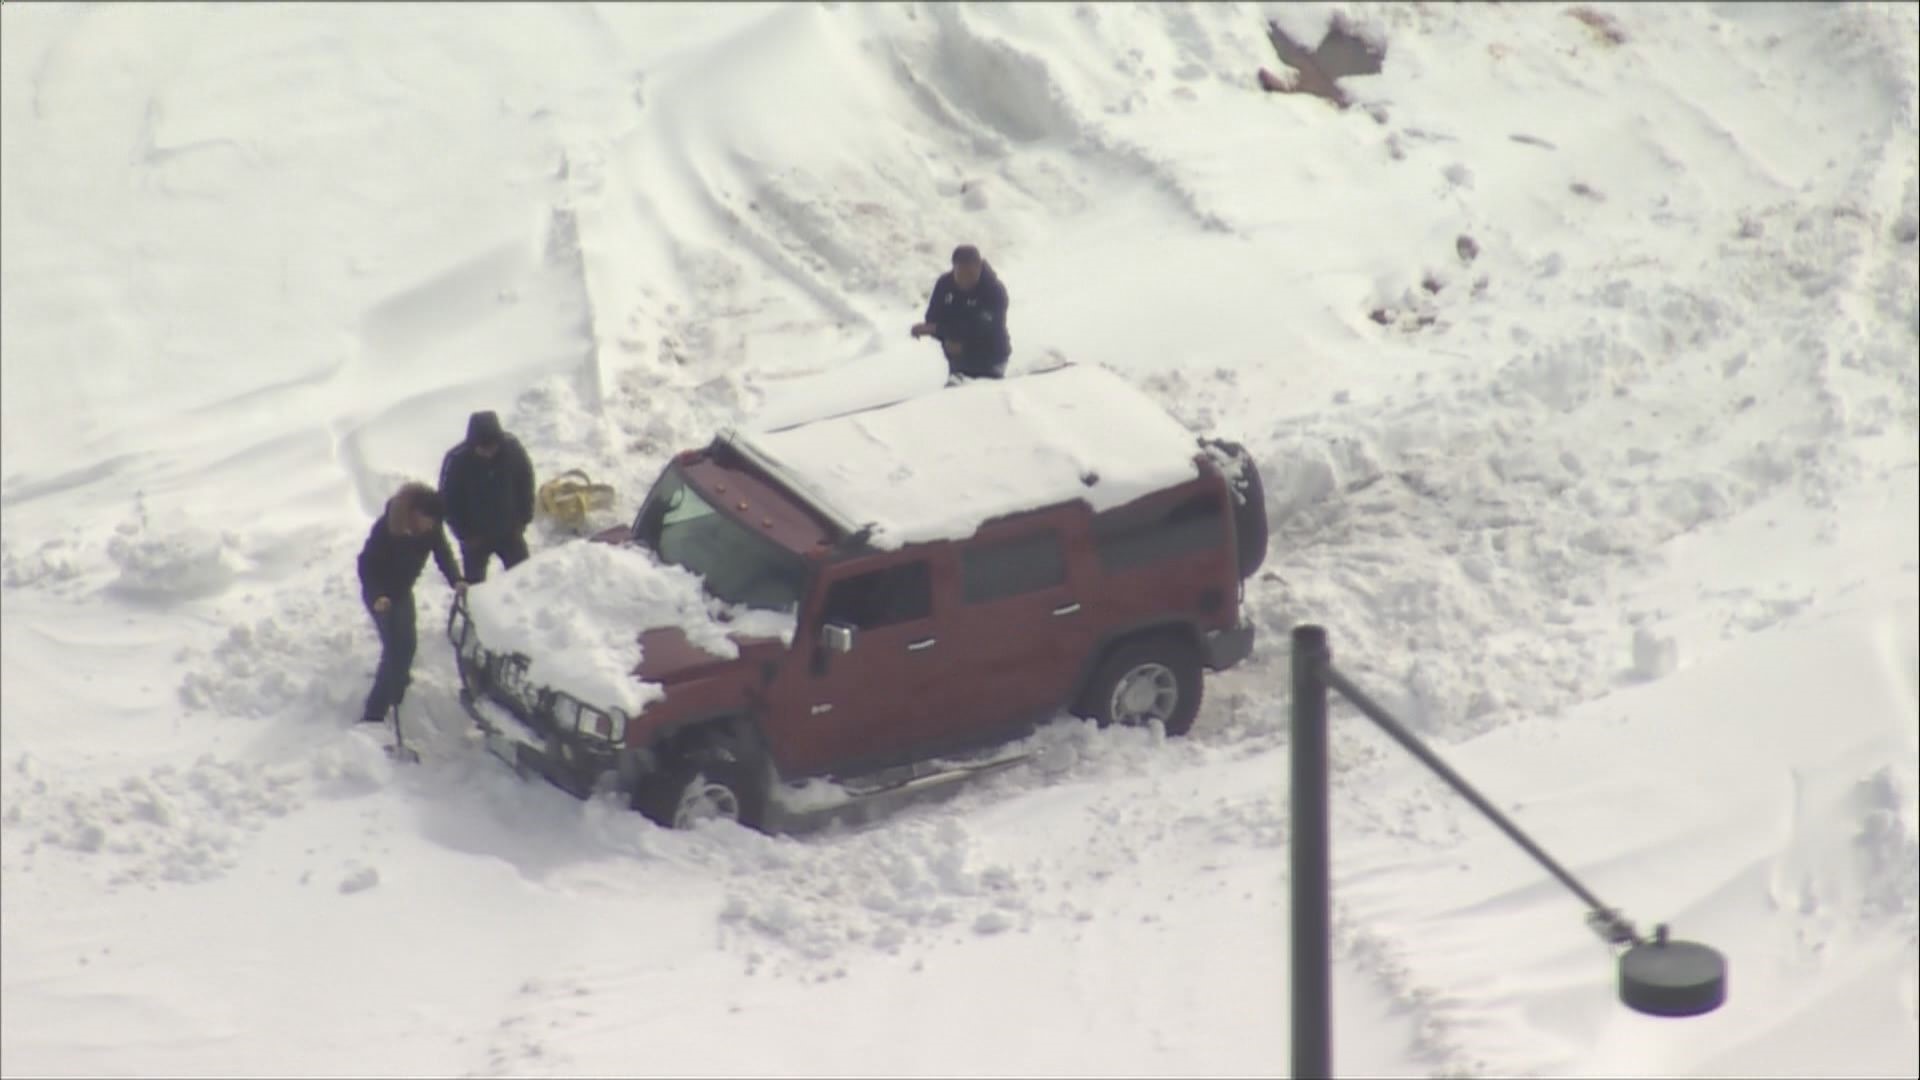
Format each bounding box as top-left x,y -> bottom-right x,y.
1092,492 -> 1226,572
821,561 -> 932,630
962,529 -> 1066,604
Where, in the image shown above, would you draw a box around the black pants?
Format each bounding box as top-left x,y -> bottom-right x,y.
937,333 -> 1007,380
363,591 -> 417,722
459,530 -> 529,584
947,353 -> 1008,381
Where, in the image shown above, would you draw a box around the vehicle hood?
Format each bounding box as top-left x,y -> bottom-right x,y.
633,626 -> 781,684
633,627 -> 731,682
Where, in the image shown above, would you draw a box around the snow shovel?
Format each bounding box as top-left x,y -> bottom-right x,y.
388,704 -> 420,764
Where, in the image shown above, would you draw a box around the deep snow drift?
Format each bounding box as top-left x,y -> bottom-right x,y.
3,2 -> 1916,1077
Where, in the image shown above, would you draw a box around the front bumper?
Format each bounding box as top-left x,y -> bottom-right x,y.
447,598 -> 636,800
1204,622 -> 1256,671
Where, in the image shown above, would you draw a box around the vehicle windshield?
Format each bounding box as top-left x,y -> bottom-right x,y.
631,466 -> 808,615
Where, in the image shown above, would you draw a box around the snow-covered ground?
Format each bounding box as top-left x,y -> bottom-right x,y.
3,2 -> 1915,1075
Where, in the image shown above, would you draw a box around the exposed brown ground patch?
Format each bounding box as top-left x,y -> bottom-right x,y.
1566,6 -> 1629,47
1257,15 -> 1386,110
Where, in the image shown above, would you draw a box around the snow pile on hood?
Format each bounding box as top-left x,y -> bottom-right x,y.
463,539 -> 797,715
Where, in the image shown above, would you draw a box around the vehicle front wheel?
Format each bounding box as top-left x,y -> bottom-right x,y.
632,739 -> 770,831
1079,636 -> 1204,737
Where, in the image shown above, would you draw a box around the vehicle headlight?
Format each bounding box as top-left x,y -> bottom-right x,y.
590,709 -> 628,746
554,693 -> 626,747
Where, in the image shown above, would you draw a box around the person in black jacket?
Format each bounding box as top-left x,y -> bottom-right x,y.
911,244 -> 1011,381
438,410 -> 535,584
356,482 -> 465,725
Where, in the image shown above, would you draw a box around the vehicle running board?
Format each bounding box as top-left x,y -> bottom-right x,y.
836,751 -> 1032,800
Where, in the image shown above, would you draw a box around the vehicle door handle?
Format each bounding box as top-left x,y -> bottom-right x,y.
907,638 -> 936,651
1052,603 -> 1081,616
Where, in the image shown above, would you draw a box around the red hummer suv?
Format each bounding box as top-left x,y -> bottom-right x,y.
448,363 -> 1267,831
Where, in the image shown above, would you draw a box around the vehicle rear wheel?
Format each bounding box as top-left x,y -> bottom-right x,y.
1080,636 -> 1204,737
632,736 -> 770,830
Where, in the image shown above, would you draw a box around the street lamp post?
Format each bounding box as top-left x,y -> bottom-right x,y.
1290,625 -> 1333,1080
1288,625 -> 1727,1079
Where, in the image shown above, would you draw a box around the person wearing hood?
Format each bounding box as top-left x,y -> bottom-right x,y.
356,481 -> 465,725
438,410 -> 536,584
911,244 -> 1011,381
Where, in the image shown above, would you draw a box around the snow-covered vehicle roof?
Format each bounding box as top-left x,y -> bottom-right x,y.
732,363 -> 1207,548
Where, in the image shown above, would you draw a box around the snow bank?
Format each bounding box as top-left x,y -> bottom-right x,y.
655,811 -> 1043,973
1331,597 -> 1920,1077
173,576 -> 375,724
4,1 -> 1917,1076
748,363 -> 1204,547
103,502 -> 235,604
3,751 -> 303,888
462,539 -> 795,715
0,532 -> 88,594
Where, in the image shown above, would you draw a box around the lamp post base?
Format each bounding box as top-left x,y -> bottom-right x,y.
1618,929 -> 1727,1017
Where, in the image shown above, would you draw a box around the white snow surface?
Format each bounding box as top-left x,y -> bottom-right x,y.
747,361 -> 1206,546
3,2 -> 1917,1077
462,540 -> 796,717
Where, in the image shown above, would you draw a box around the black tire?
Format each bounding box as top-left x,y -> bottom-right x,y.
632,733 -> 770,830
1078,636 -> 1204,737
1207,438 -> 1269,580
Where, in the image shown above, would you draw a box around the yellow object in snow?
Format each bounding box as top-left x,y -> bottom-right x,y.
537,469 -> 617,531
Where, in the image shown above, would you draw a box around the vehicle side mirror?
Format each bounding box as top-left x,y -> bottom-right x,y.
822,622 -> 856,654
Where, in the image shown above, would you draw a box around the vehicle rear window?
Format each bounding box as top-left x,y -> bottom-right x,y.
962,529 -> 1066,603
1092,491 -> 1226,572
821,561 -> 932,629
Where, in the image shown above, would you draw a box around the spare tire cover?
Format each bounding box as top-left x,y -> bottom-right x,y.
1206,439 -> 1268,579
